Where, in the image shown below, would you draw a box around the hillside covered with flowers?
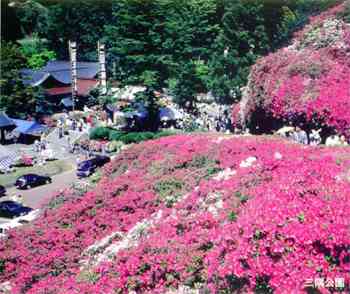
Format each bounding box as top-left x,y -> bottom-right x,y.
234,1 -> 350,139
1,134 -> 350,293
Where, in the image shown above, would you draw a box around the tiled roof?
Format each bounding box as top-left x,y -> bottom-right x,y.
0,112 -> 15,128
45,79 -> 99,96
21,61 -> 99,86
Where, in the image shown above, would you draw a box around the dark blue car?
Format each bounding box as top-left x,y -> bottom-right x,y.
76,155 -> 110,178
15,174 -> 52,190
0,201 -> 33,218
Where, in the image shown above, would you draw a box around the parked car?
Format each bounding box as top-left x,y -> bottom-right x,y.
77,155 -> 110,178
0,201 -> 33,218
15,174 -> 52,189
0,185 -> 6,197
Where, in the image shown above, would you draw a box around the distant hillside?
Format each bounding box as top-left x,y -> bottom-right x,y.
234,1 -> 350,139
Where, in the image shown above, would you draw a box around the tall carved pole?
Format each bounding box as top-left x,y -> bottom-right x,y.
69,40 -> 78,111
98,41 -> 107,95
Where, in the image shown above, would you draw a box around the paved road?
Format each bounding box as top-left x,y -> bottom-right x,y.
3,169 -> 77,209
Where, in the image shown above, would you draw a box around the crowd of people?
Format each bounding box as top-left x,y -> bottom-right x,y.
325,134 -> 349,146
33,139 -> 48,153
276,125 -> 349,146
278,126 -> 320,145
167,103 -> 233,133
57,117 -> 85,139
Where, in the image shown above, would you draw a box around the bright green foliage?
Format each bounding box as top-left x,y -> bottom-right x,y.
19,36 -> 44,58
0,42 -> 37,118
19,35 -> 56,69
27,50 -> 56,69
89,127 -> 177,144
90,127 -> 111,140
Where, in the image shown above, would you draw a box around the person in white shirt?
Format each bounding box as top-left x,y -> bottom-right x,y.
309,129 -> 322,146
291,127 -> 308,144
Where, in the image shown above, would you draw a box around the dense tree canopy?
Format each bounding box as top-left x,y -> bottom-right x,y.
104,0 -> 343,104
2,0 -> 344,111
41,0 -> 113,61
13,0 -> 113,61
0,42 -> 38,118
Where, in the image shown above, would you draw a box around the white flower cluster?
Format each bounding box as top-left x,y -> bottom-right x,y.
80,210 -> 164,269
298,19 -> 347,49
213,168 -> 237,181
197,192 -> 224,217
239,156 -> 257,168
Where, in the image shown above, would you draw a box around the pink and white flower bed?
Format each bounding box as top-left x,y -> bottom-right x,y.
0,134 -> 349,293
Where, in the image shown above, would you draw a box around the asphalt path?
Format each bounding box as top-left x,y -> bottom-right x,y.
0,154 -> 114,224
0,169 -> 78,223
8,169 -> 77,208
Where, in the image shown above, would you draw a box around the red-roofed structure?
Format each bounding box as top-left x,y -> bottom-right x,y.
45,79 -> 99,97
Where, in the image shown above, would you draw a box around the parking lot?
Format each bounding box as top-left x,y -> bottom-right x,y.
5,169 -> 77,208
0,169 -> 78,228
0,148 -> 113,232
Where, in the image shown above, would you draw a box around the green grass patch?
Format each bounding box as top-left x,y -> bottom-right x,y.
154,178 -> 184,207
227,211 -> 238,222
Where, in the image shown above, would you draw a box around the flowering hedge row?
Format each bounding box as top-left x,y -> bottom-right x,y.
234,1 -> 350,138
1,134 -> 349,293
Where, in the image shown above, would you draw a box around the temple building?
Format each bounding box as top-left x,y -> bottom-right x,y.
21,60 -> 99,109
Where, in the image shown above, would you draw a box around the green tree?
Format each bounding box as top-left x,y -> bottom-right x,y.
14,0 -> 49,36
161,0 -> 222,70
105,0 -> 167,85
105,0 -> 222,87
207,0 -> 270,103
0,42 -> 37,118
170,61 -> 200,110
19,35 -> 56,69
37,0 -> 113,61
26,49 -> 56,69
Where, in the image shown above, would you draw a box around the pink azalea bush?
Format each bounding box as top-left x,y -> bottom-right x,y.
0,134 -> 219,293
14,155 -> 33,167
0,134 -> 349,293
235,1 -> 350,138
